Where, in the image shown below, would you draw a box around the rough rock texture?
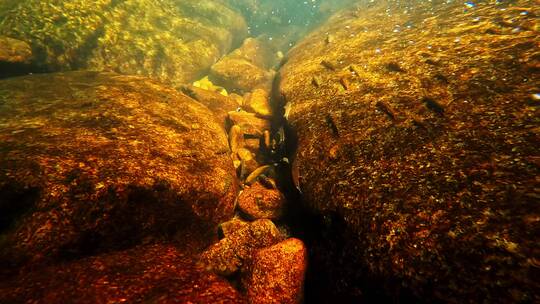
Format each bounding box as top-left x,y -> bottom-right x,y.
209,37 -> 276,93
218,216 -> 250,238
0,36 -> 32,64
0,35 -> 33,78
181,84 -> 240,126
0,0 -> 247,86
238,182 -> 286,220
201,219 -> 283,276
279,0 -> 539,303
0,71 -> 238,274
228,110 -> 271,137
243,238 -> 307,304
0,243 -> 246,304
245,88 -> 273,118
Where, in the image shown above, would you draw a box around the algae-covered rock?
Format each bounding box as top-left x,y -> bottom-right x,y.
209,37 -> 277,93
200,219 -> 283,276
0,36 -> 32,65
279,0 -> 539,302
0,0 -> 247,86
228,110 -> 271,137
243,238 -> 307,304
181,84 -> 240,126
0,71 -> 238,273
245,88 -> 273,118
0,243 -> 246,304
0,36 -> 34,78
238,182 -> 286,220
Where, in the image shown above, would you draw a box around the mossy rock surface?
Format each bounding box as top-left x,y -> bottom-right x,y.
280,0 -> 539,302
0,71 -> 238,274
0,243 -> 246,303
0,0 -> 247,85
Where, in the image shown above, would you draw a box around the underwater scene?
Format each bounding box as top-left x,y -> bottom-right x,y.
0,0 -> 538,303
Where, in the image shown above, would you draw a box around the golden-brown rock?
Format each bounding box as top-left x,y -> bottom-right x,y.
228,110 -> 271,137
210,58 -> 275,94
0,71 -> 238,273
200,219 -> 282,276
0,244 -> 246,304
218,216 -> 250,238
243,238 -> 307,304
279,0 -> 540,302
209,37 -> 278,93
238,182 -> 286,220
0,36 -> 33,78
0,0 -> 247,86
229,125 -> 245,153
245,88 -> 273,118
181,84 -> 240,126
0,36 -> 32,64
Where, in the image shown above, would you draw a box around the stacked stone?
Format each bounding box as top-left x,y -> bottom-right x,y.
193,37 -> 308,304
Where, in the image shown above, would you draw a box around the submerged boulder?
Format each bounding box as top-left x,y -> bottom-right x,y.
243,238 -> 307,304
280,0 -> 539,302
200,219 -> 283,276
0,0 -> 247,86
0,243 -> 246,303
0,36 -> 33,78
0,36 -> 32,65
0,71 -> 238,273
209,37 -> 277,94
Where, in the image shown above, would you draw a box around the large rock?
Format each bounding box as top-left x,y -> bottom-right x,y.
0,36 -> 33,78
201,219 -> 283,276
238,182 -> 286,220
0,0 -> 247,86
243,238 -> 307,304
181,84 -> 240,126
279,0 -> 539,303
0,71 -> 238,273
0,36 -> 32,65
209,37 -> 276,93
0,243 -> 246,303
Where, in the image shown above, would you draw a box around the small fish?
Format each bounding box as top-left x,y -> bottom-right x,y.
325,114 -> 339,137
424,59 -> 439,66
339,77 -> 351,91
259,176 -> 277,189
376,101 -> 398,121
245,165 -> 271,185
283,102 -> 292,119
312,76 -> 322,88
422,97 -> 445,116
321,60 -> 337,71
325,34 -> 334,45
434,74 -> 449,84
263,130 -> 271,150
385,62 -> 405,73
349,64 -> 361,75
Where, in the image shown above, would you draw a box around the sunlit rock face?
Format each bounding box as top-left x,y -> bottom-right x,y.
0,71 -> 238,274
279,0 -> 539,302
0,0 -> 247,86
